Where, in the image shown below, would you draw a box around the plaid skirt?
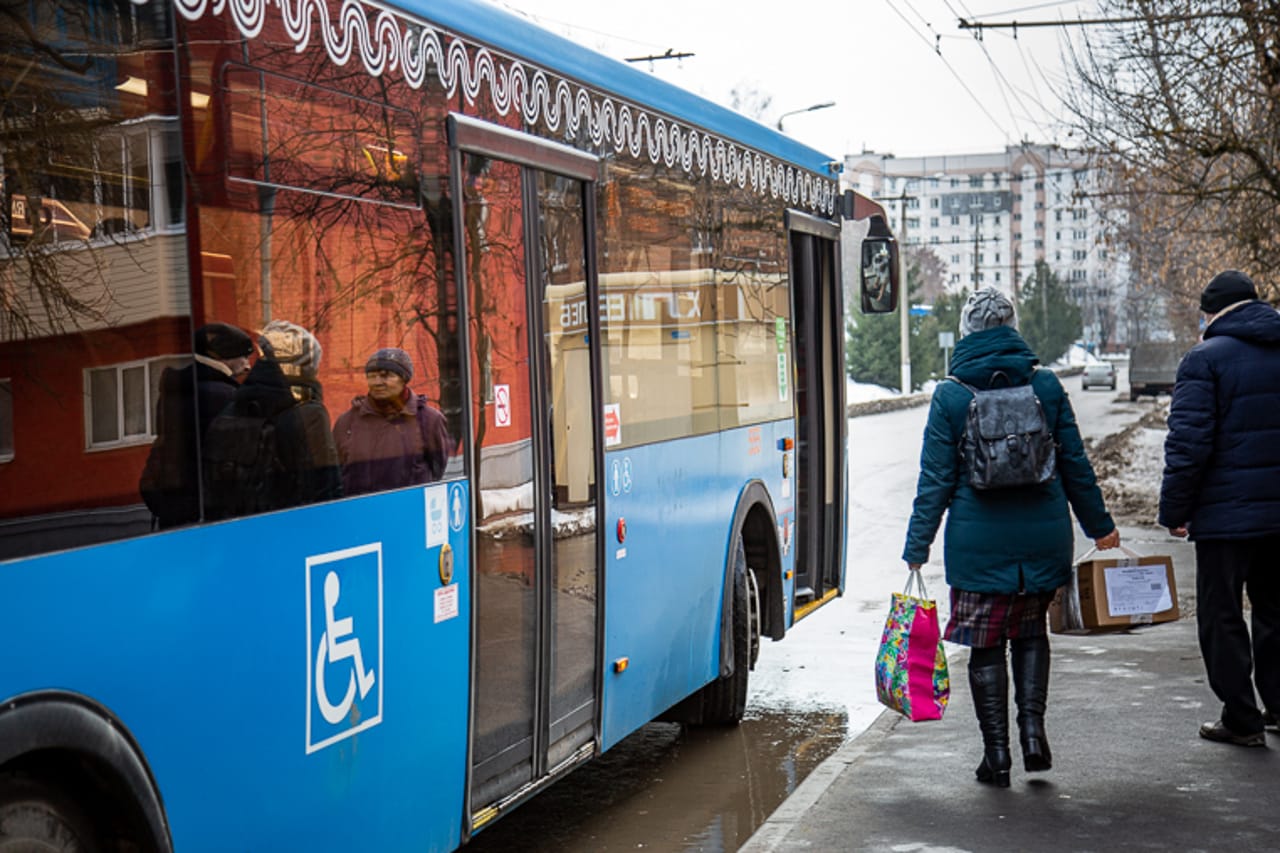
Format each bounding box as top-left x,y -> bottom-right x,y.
944,587 -> 1055,648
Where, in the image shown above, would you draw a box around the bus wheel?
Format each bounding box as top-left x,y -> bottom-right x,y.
699,533 -> 753,725
0,774 -> 97,852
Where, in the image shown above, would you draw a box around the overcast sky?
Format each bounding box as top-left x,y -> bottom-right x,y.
493,0 -> 1096,160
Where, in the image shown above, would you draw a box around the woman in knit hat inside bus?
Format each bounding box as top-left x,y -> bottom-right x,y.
333,347 -> 451,497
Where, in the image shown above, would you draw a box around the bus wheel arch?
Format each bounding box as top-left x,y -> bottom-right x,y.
0,692 -> 172,853
705,483 -> 785,724
737,493 -> 784,646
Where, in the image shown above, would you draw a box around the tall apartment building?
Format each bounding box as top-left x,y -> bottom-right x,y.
843,144 -> 1130,351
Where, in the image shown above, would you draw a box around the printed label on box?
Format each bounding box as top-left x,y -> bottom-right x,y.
1104,564 -> 1173,617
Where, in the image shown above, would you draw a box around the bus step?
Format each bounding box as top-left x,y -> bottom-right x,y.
794,586 -> 815,603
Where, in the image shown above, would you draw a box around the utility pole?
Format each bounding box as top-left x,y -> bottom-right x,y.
875,188 -> 914,393
898,193 -> 911,394
973,216 -> 981,287
1040,261 -> 1048,343
970,201 -> 983,290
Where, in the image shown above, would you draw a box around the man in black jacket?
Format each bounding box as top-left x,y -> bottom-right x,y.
140,323 -> 253,528
1159,270 -> 1280,748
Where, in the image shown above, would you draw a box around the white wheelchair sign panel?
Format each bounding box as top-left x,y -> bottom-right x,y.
305,543 -> 384,754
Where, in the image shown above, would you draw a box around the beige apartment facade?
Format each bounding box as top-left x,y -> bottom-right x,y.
844,144 -> 1130,351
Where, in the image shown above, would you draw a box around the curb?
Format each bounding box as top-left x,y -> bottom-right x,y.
739,709 -> 903,852
846,394 -> 930,418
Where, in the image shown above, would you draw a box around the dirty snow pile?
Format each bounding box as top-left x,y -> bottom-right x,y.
1087,403 -> 1170,527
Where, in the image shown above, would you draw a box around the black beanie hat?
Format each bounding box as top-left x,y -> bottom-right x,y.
1200,270 -> 1258,314
195,323 -> 254,360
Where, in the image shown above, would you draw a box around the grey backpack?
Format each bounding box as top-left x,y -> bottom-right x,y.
950,371 -> 1057,490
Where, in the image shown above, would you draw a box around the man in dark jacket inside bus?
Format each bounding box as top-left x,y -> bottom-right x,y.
140,322 -> 253,528
1159,270 -> 1280,748
333,347 -> 451,497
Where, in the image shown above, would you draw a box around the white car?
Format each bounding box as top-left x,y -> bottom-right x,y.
1082,361 -> 1117,391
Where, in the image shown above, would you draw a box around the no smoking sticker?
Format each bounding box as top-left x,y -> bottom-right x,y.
494,384 -> 511,427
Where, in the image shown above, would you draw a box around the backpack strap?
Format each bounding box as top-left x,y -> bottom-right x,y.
947,375 -> 977,395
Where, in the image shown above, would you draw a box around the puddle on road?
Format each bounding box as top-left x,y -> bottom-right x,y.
464,707 -> 849,852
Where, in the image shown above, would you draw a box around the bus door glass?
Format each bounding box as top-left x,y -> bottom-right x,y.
455,121 -> 600,821
787,214 -> 846,606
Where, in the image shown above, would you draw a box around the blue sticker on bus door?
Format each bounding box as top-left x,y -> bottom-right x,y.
305,543 -> 384,754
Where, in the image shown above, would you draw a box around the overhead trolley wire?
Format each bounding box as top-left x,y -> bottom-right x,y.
958,10 -> 1246,31
967,0 -> 1089,19
948,0 -> 1072,143
881,0 -> 1011,139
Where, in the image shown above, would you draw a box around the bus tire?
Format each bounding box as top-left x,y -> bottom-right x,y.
699,533 -> 752,725
0,774 -> 98,852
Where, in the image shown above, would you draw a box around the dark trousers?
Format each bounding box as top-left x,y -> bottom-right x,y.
1195,537 -> 1280,734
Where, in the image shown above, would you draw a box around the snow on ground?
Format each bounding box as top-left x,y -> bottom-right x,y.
1089,403 -> 1169,526
1054,342 -> 1108,367
846,378 -> 939,402
846,379 -> 899,403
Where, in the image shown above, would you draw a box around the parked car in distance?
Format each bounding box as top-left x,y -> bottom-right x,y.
1082,361 -> 1117,391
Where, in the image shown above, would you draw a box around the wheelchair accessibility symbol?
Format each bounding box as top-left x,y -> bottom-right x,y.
306,543 -> 383,754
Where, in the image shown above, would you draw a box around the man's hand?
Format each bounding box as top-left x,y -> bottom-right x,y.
1094,528 -> 1121,550
1168,526 -> 1189,539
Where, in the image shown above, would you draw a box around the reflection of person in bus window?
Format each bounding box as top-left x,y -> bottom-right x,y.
202,320 -> 343,519
139,323 -> 253,529
864,243 -> 893,311
333,347 -> 451,497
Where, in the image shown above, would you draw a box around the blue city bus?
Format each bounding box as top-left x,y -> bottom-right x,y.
0,0 -> 899,848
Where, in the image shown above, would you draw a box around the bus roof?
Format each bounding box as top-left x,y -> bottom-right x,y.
404,0 -> 840,178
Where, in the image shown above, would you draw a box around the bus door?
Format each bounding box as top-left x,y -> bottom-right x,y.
450,116 -> 602,827
786,211 -> 847,610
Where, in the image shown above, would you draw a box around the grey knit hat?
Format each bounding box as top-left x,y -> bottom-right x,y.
259,320 -> 322,378
365,347 -> 413,382
959,287 -> 1018,337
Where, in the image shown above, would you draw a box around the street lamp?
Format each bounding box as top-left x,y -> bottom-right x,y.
776,101 -> 835,131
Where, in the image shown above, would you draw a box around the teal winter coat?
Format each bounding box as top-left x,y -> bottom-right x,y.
902,326 -> 1114,594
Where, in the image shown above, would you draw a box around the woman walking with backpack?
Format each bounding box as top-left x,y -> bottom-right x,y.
902,288 -> 1120,788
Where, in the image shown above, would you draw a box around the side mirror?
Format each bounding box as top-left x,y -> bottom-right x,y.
860,228 -> 899,314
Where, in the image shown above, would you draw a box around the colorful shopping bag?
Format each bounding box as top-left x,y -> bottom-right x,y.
875,570 -> 950,721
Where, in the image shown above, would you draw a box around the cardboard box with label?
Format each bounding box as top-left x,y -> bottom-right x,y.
1050,553 -> 1179,634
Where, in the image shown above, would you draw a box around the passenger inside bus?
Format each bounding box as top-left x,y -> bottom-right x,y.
202,320 -> 343,520
333,347 -> 451,497
139,323 -> 254,529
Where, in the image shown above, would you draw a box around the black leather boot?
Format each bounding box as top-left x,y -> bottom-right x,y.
969,650 -> 1011,787
1012,635 -> 1052,772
